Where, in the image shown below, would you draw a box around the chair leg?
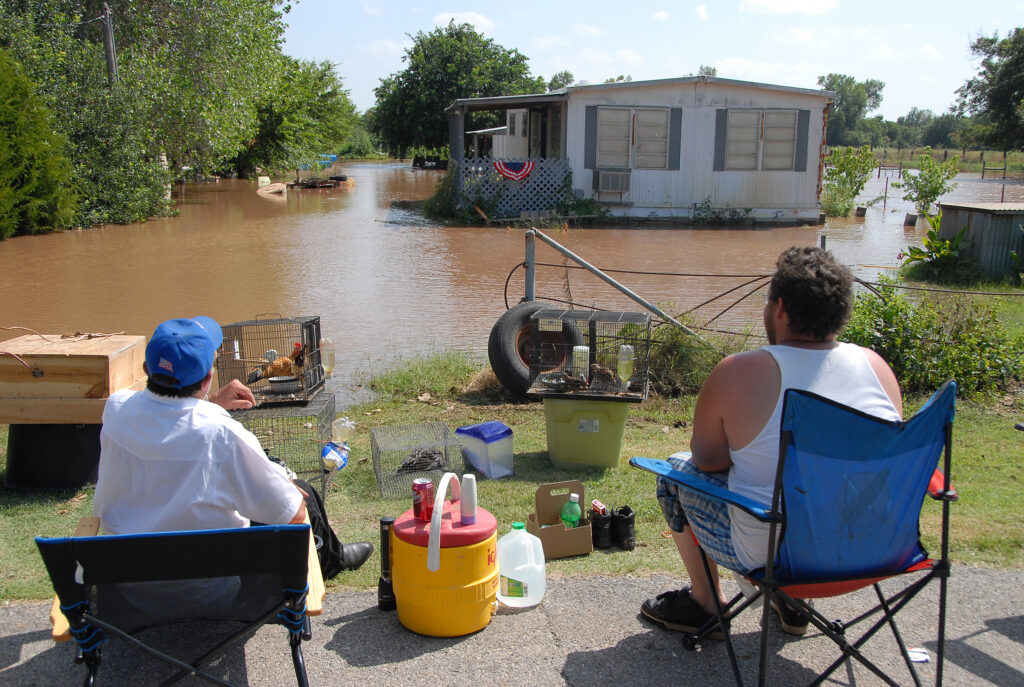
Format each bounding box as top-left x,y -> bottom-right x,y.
696,547 -> 745,687
290,633 -> 309,687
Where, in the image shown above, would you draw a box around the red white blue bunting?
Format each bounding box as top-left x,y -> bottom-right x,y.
494,161 -> 535,181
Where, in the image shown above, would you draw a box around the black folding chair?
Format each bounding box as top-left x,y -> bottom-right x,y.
632,380 -> 958,687
36,521 -> 317,687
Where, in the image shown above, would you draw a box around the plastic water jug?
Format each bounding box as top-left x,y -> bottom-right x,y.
496,522 -> 546,608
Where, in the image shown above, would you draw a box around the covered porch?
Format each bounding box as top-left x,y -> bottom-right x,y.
446,92 -> 573,219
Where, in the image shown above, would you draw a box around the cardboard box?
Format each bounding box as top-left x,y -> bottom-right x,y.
0,334 -> 147,423
525,480 -> 593,559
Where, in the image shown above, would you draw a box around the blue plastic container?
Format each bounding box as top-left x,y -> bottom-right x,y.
455,421 -> 514,479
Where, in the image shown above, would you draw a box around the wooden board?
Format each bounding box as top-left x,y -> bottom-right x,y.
0,334 -> 146,423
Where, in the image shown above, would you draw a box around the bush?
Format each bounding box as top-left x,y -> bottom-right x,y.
894,147 -> 959,215
899,212 -> 987,283
841,276 -> 1023,395
423,165 -> 457,219
0,49 -> 77,238
647,312 -> 754,396
822,145 -> 876,217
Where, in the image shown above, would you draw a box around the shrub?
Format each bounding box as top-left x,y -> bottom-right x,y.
899,212 -> 987,283
841,276 -> 1023,395
423,165 -> 457,219
647,312 -> 754,396
894,147 -> 959,215
822,145 -> 876,217
0,49 -> 77,238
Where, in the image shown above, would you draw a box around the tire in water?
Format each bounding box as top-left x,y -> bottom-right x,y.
487,301 -> 582,396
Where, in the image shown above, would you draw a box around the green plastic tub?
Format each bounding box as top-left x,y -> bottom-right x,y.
543,398 -> 628,469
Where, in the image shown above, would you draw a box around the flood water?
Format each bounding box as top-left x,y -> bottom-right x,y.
2,162 -> 1021,407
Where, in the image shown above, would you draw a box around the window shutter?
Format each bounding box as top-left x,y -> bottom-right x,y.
713,109 -> 727,171
668,108 -> 682,170
794,109 -> 810,172
584,106 -> 598,169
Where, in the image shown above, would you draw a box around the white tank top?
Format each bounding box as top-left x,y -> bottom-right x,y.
727,342 -> 899,571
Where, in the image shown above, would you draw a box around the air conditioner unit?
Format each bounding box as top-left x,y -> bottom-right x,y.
593,170 -> 631,193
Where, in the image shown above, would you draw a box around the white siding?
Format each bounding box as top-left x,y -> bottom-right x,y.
564,81 -> 828,220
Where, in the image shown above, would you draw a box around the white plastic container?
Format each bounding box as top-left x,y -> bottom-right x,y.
455,421 -> 513,479
496,523 -> 545,608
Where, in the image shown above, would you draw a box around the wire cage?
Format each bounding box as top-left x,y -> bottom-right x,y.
216,316 -> 325,406
231,391 -> 336,498
526,309 -> 652,402
370,422 -> 463,499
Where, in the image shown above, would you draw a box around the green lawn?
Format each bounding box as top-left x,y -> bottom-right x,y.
4,353 -> 1020,602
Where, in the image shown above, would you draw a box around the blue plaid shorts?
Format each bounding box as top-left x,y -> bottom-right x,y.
656,451 -> 747,573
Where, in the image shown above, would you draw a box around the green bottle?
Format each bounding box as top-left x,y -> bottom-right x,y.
560,493 -> 582,528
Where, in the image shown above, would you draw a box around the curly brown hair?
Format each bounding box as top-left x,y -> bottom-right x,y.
768,246 -> 853,340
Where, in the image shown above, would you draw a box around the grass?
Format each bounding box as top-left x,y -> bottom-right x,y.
2,350 -> 1022,602
867,147 -> 1024,176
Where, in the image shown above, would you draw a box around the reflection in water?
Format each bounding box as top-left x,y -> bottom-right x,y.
1,162 -> 1020,407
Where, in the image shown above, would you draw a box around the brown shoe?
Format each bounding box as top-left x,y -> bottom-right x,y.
641,588 -> 725,639
771,597 -> 810,636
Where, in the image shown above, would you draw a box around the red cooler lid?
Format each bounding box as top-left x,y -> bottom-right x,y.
393,500 -> 496,548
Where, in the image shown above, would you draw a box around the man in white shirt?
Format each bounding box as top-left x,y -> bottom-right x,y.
94,316 -> 372,570
640,247 -> 902,637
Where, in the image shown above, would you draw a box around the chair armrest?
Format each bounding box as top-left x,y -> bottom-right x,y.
305,516 -> 325,616
50,517 -> 102,641
927,467 -> 958,502
630,457 -> 776,522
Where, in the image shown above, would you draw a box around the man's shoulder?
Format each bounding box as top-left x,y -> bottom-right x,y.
714,348 -> 776,379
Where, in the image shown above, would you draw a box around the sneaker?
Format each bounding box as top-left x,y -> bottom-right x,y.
640,588 -> 725,639
771,597 -> 810,636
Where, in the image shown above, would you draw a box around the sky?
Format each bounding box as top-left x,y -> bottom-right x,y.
282,1 -> 1022,122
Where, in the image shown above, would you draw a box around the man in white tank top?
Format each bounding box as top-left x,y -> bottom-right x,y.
641,247 -> 902,637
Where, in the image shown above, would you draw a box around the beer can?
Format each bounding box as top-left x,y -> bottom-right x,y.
412,478 -> 435,521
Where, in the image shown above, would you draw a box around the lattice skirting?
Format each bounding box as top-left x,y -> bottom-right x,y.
455,157 -> 572,218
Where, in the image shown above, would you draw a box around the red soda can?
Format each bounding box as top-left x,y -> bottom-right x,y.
412,478 -> 435,521
591,499 -> 609,516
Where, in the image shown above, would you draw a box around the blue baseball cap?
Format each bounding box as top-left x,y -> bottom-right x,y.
145,316 -> 223,389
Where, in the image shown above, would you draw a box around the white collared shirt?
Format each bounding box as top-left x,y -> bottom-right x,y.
94,389 -> 301,534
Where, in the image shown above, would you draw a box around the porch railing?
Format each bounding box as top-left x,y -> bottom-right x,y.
455,157 -> 572,218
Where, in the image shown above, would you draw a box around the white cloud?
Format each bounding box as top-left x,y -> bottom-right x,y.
695,4 -> 709,21
432,12 -> 496,33
653,10 -> 670,21
614,49 -> 644,67
917,44 -> 941,60
533,34 -> 572,49
363,38 -> 409,57
572,24 -> 605,38
740,0 -> 839,15
789,28 -> 815,42
715,57 -> 821,89
360,1 -> 383,16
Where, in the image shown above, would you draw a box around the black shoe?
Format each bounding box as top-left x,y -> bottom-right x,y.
771,597 -> 810,636
589,510 -> 613,549
640,588 -> 725,639
339,542 -> 374,571
612,506 -> 636,550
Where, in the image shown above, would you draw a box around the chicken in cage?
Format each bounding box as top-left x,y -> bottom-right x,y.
526,309 -> 652,402
216,315 -> 326,405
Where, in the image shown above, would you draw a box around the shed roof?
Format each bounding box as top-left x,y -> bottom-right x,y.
445,75 -> 833,113
939,202 -> 1024,214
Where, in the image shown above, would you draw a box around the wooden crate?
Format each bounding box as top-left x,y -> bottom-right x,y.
0,334 -> 147,424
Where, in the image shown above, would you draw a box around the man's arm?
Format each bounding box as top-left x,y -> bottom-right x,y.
861,346 -> 903,418
689,357 -> 737,473
208,379 -> 256,410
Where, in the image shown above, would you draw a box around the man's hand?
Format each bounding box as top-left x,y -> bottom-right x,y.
207,379 -> 256,410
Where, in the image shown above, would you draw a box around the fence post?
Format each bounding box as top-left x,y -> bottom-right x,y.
524,230 -> 536,302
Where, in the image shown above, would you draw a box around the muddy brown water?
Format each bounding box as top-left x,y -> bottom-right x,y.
2,162 -> 1021,407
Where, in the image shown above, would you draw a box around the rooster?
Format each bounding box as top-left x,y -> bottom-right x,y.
246,342 -> 303,384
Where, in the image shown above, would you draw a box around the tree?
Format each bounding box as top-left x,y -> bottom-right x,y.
821,145 -> 876,217
697,64 -> 717,77
372,21 -> 544,155
956,28 -> 1024,149
893,147 -> 959,214
817,73 -> 885,146
0,49 -> 77,237
232,58 -> 359,175
547,70 -> 574,91
603,74 -> 633,83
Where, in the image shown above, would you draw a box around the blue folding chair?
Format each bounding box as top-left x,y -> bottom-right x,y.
36,522 -> 319,687
631,380 -> 957,687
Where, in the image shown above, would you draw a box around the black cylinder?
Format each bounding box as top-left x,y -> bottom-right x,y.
377,516 -> 396,611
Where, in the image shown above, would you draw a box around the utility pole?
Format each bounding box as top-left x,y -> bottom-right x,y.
102,3 -> 118,84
